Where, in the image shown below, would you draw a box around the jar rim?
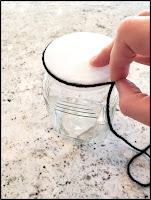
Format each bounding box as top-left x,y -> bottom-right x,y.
42,44 -> 113,90
42,32 -> 112,90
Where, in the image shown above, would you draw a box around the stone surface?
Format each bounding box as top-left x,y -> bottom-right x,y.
2,1 -> 150,199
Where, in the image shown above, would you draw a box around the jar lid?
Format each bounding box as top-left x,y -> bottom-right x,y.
42,32 -> 112,89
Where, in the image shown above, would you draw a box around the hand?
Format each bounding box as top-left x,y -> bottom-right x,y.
90,10 -> 150,126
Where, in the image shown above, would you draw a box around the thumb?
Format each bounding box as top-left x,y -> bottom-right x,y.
116,79 -> 150,126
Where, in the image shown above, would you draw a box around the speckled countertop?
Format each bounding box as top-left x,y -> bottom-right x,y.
2,1 -> 150,199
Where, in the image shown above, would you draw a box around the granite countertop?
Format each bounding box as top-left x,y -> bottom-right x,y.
2,1 -> 150,199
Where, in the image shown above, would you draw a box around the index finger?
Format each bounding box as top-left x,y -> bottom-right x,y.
110,16 -> 150,81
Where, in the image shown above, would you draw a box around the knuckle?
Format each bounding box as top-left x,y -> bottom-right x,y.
121,16 -> 135,27
139,9 -> 150,16
117,16 -> 135,38
142,9 -> 150,13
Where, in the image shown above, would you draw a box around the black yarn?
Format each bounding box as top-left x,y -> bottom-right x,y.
42,46 -> 150,187
107,82 -> 150,187
42,46 -> 113,88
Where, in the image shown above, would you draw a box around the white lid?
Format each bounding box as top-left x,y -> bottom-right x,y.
43,32 -> 112,89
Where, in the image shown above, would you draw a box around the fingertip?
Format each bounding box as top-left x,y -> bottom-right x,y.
89,55 -> 96,62
115,78 -> 136,93
89,56 -> 102,67
89,54 -> 110,67
90,41 -> 113,67
89,55 -> 98,66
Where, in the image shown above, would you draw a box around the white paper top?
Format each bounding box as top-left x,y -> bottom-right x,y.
44,32 -> 112,87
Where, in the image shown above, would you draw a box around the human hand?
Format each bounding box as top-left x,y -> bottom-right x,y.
90,10 -> 150,126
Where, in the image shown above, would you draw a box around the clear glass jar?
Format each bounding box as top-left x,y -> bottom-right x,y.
42,32 -> 119,143
42,72 -> 118,143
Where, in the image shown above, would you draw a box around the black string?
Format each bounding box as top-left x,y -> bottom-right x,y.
42,46 -> 113,88
42,47 -> 150,187
106,82 -> 150,187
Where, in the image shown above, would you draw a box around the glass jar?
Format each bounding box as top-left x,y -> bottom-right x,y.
42,32 -> 118,143
42,73 -> 118,143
